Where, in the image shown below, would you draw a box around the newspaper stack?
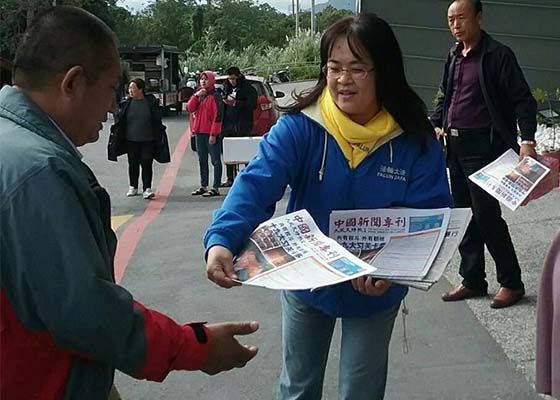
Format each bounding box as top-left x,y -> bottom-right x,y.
329,208 -> 471,291
233,208 -> 471,292
468,149 -> 552,211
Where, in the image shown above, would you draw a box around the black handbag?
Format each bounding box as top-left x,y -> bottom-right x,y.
155,126 -> 171,163
107,124 -> 126,161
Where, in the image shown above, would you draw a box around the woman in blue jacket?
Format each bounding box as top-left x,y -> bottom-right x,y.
204,13 -> 452,400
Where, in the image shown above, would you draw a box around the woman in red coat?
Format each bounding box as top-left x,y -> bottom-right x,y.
187,71 -> 224,197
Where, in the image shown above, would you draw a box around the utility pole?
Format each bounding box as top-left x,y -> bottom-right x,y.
295,0 -> 300,37
292,0 -> 294,16
355,0 -> 361,13
310,0 -> 315,33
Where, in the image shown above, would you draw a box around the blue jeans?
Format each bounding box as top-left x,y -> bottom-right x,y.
277,290 -> 400,400
195,134 -> 222,189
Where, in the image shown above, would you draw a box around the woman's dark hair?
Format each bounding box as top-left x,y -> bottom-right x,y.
226,66 -> 241,76
130,78 -> 145,94
281,13 -> 432,144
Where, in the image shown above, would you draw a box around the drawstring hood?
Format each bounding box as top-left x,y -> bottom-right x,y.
319,130 -> 328,182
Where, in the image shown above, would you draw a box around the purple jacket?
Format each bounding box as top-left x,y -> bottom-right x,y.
536,227 -> 560,398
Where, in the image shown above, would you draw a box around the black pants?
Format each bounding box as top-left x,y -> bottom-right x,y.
448,130 -> 524,292
127,141 -> 154,191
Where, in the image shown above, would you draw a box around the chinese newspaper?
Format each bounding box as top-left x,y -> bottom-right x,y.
469,149 -> 551,211
329,208 -> 451,281
232,210 -> 376,290
392,208 -> 472,290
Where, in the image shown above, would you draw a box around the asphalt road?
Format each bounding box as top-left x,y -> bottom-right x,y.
78,82 -> 559,399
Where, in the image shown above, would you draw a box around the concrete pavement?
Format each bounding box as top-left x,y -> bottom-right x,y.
79,103 -> 560,399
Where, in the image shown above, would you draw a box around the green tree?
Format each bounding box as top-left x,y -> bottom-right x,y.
316,5 -> 352,32
139,0 -> 197,51
0,0 -> 131,60
200,0 -> 292,50
0,0 -> 52,60
192,6 -> 204,42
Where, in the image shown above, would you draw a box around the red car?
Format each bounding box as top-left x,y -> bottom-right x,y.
215,75 -> 285,136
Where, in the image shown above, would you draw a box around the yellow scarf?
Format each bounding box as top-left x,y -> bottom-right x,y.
319,88 -> 401,168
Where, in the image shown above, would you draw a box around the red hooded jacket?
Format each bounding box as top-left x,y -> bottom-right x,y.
187,71 -> 224,136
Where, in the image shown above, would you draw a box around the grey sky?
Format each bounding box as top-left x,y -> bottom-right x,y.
118,0 -> 298,14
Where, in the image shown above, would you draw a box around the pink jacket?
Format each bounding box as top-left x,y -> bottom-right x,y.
187,71 -> 223,136
536,227 -> 560,398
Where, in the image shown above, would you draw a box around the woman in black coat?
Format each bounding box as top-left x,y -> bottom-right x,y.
108,78 -> 170,199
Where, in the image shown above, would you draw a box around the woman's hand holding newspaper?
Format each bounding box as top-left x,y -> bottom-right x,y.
351,276 -> 391,297
207,245 -> 242,288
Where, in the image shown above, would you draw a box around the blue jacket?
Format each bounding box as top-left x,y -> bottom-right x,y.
204,105 -> 452,317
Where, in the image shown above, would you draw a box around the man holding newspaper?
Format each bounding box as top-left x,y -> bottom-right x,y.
431,0 -> 538,308
204,13 -> 452,400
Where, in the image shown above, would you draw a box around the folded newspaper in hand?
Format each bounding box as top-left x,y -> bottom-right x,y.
233,209 -> 376,291
468,149 -> 551,211
233,208 -> 471,291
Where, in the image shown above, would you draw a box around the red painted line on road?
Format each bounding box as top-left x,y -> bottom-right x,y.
114,128 -> 191,283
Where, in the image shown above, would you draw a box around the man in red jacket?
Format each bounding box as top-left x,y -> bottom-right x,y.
0,7 -> 258,400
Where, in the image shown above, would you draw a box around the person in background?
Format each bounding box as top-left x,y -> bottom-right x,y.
536,227 -> 560,399
0,7 -> 258,399
204,13 -> 452,400
188,71 -> 224,197
110,78 -> 168,199
431,0 -> 537,309
220,66 -> 258,187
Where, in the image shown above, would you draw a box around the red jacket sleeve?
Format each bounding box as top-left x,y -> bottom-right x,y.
187,95 -> 200,113
132,301 -> 212,382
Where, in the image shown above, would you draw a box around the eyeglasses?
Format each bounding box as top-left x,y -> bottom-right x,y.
322,65 -> 374,80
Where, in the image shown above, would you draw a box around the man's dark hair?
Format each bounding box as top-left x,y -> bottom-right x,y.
130,78 -> 145,93
282,12 -> 432,143
13,6 -> 118,89
226,66 -> 241,76
451,0 -> 483,14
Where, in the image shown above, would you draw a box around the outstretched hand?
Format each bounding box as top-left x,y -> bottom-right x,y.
201,321 -> 259,375
351,276 -> 391,296
207,245 -> 242,288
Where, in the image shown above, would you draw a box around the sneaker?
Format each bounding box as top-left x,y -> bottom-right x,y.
143,188 -> 155,199
126,187 -> 138,197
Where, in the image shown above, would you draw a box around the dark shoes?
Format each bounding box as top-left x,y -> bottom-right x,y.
191,187 -> 207,196
442,284 -> 525,309
191,187 -> 220,197
490,287 -> 525,309
442,284 -> 487,302
202,188 -> 220,197
220,180 -> 233,188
